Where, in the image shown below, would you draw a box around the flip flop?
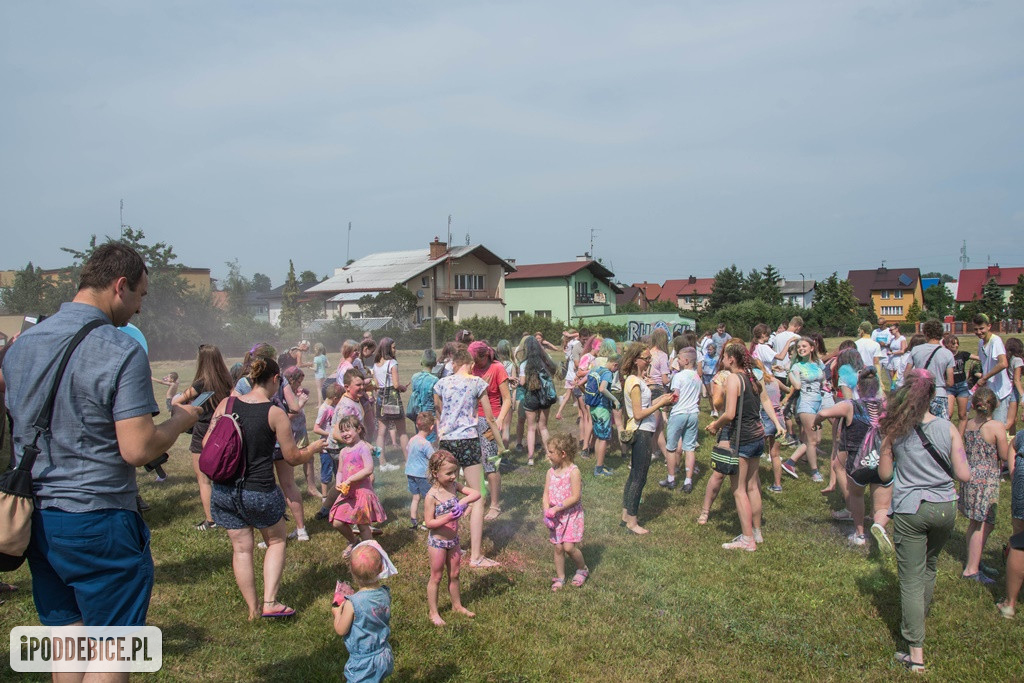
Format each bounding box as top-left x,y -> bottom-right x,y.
261,605 -> 296,618
484,506 -> 502,521
469,557 -> 500,568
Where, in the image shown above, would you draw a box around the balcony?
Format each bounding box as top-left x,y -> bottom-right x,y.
433,289 -> 501,302
575,292 -> 607,305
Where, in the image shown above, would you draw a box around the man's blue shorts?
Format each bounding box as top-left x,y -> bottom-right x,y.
26,508 -> 153,626
589,405 -> 611,441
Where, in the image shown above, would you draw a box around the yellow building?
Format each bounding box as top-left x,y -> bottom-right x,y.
847,266 -> 923,323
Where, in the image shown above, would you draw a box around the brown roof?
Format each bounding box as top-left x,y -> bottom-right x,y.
631,282 -> 662,300
617,286 -> 644,307
507,261 -> 621,291
846,267 -> 920,305
659,276 -> 714,301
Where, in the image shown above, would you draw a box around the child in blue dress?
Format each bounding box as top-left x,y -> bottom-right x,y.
333,542 -> 395,682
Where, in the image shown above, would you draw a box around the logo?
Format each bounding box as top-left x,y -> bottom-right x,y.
10,626 -> 162,673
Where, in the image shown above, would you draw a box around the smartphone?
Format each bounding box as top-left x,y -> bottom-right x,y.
191,391 -> 215,408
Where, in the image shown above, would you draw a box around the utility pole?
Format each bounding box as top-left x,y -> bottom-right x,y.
959,240 -> 970,270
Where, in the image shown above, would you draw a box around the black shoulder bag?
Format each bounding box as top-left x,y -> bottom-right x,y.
914,424 -> 955,480
0,320 -> 105,571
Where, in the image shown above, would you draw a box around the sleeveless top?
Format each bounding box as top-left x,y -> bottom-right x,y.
891,418 -> 955,515
228,401 -> 277,492
733,374 -> 765,445
843,400 -> 882,455
344,586 -> 392,656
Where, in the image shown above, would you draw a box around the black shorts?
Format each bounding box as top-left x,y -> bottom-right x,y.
439,438 -> 482,468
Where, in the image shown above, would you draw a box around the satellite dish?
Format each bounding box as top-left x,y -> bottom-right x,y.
416,290 -> 424,299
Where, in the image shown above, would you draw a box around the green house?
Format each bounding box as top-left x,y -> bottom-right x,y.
504,260 -> 621,323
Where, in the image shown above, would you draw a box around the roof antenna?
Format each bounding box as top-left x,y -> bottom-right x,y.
447,214 -> 452,247
959,240 -> 970,269
346,221 -> 352,263
465,233 -> 471,246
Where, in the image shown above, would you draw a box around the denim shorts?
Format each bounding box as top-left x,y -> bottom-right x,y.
320,451 -> 338,484
797,392 -> 822,415
759,410 -> 777,438
27,508 -> 153,626
993,395 -> 1011,423
439,438 -> 482,468
948,381 -> 971,398
666,412 -> 699,451
407,475 -> 430,497
737,438 -> 765,460
211,484 -> 286,529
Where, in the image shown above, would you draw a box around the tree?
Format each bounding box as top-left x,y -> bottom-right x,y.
921,271 -> 955,284
0,262 -> 62,315
299,270 -> 320,288
648,300 -> 680,313
922,282 -> 954,318
743,266 -> 782,306
280,261 -> 302,330
357,285 -> 418,321
251,272 -> 272,292
980,278 -> 1005,320
808,272 -> 861,336
223,260 -> 251,317
905,299 -> 922,325
1006,274 -> 1024,321
707,265 -> 746,312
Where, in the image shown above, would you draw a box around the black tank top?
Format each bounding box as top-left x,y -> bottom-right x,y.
843,400 -> 882,455
734,374 -> 766,444
229,400 -> 277,491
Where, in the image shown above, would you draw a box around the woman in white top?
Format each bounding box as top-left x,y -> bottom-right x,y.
372,338 -> 408,470
620,342 -> 675,535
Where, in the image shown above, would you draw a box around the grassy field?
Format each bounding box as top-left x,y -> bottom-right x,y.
1,338 -> 1022,681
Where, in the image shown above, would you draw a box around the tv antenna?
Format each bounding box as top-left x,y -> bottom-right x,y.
120,199 -> 126,239
465,233 -> 471,246
959,240 -> 970,269
447,214 -> 452,246
589,228 -> 600,260
346,221 -> 352,263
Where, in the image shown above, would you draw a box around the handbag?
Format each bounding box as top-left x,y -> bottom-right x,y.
0,319 -> 105,571
379,362 -> 402,417
711,374 -> 745,476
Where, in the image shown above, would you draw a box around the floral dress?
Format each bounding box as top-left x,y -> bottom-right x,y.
330,441 -> 387,525
959,424 -> 1000,524
547,464 -> 584,544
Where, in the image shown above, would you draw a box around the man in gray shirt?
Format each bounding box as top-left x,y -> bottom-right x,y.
2,243 -> 199,635
711,322 -> 732,352
905,319 -> 955,418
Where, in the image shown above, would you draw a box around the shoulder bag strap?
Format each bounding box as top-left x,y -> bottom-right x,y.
923,346 -> 941,372
914,424 -> 954,480
19,319 -> 107,471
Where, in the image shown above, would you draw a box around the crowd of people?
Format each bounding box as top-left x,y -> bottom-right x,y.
2,244 -> 1023,680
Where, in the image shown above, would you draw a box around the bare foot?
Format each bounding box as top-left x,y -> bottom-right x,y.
307,488 -> 321,498
555,412 -> 563,420
453,606 -> 475,618
429,614 -> 446,626
819,487 -> 834,495
626,524 -> 650,535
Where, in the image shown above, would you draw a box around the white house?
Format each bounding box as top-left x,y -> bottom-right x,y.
779,279 -> 815,308
305,238 -> 516,324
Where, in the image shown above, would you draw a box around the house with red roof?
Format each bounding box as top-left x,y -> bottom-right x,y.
505,258 -> 621,323
955,265 -> 1024,305
660,276 -> 715,311
847,266 -> 922,322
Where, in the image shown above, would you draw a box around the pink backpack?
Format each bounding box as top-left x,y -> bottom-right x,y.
198,397 -> 246,483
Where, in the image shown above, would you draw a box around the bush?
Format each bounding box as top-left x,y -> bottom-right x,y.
703,300 -> 805,342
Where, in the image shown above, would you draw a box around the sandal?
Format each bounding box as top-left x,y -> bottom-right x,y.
484,506 -> 502,521
997,601 -> 1016,619
697,510 -> 710,525
261,602 -> 296,618
894,652 -> 925,674
571,569 -> 589,587
551,577 -> 565,592
469,557 -> 500,568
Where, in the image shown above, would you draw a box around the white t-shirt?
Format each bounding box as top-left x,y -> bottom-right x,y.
669,369 -> 702,416
979,334 -> 1011,400
624,375 -> 657,432
697,336 -> 712,357
753,343 -> 777,375
564,339 -> 581,380
855,337 -> 884,369
372,359 -> 397,389
772,331 -> 799,376
872,328 -> 893,363
888,336 -> 907,373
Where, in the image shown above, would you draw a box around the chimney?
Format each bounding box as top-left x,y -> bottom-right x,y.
576,253 -> 591,262
430,237 -> 447,260
688,275 -> 696,284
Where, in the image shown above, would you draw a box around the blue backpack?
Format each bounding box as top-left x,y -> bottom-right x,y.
583,369 -> 605,407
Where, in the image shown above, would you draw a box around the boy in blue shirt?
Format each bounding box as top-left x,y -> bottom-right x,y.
405,412 -> 436,529
585,355 -> 620,477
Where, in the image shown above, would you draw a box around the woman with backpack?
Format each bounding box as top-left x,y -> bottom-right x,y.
519,335 -> 558,466
813,368 -> 891,549
205,356 -> 326,619
877,368 -> 971,673
172,344 -> 233,531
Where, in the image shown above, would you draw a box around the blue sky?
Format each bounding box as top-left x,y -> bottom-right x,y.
2,1 -> 1022,287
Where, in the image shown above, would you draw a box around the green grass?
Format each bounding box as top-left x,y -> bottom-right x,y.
2,344 -> 1022,681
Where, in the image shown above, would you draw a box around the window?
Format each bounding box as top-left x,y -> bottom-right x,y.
509,310 -> 525,320
454,274 -> 485,290
535,310 -> 552,319
421,276 -> 429,287
894,290 -> 903,299
881,306 -> 904,316
416,306 -> 424,323
447,306 -> 454,321
880,290 -> 890,299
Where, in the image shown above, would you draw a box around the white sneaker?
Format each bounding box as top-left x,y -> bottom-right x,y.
752,528 -> 764,544
295,528 -> 310,542
257,541 -> 267,550
848,533 -> 867,547
871,523 -> 894,553
722,535 -> 756,551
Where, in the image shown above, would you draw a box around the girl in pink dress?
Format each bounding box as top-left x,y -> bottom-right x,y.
543,433 -> 589,591
330,415 -> 387,557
